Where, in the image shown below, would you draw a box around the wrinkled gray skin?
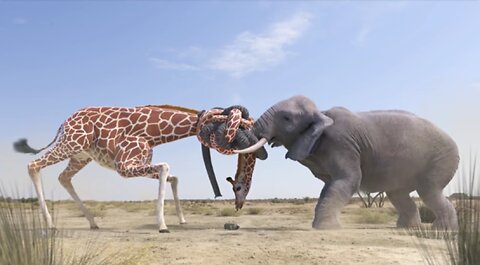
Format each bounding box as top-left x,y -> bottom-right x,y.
252,95 -> 459,230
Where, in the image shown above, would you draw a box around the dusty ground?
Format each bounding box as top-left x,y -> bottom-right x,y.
54,199 -> 446,265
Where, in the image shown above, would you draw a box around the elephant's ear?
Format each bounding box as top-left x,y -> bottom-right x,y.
286,111 -> 333,161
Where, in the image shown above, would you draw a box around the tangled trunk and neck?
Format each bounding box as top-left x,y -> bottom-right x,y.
196,105 -> 263,208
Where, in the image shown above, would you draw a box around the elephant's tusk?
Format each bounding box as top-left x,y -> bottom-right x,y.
233,138 -> 268,154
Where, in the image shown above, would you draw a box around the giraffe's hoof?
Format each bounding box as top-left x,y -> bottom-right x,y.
159,229 -> 170,233
90,225 -> 100,230
180,221 -> 187,225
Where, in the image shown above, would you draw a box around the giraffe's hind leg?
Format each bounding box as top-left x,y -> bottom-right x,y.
28,147 -> 85,229
28,124 -> 93,229
58,155 -> 99,229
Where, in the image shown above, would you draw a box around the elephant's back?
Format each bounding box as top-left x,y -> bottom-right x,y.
356,110 -> 458,191
358,110 -> 455,150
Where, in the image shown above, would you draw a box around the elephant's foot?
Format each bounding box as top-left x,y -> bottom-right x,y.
432,215 -> 458,231
312,216 -> 341,230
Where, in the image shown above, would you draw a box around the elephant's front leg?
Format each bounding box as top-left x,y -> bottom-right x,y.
312,157 -> 361,229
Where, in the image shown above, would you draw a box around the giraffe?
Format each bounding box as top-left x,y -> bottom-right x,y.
15,104 -> 258,233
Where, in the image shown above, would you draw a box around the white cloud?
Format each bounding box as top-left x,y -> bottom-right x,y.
353,25 -> 372,46
177,46 -> 203,59
352,3 -> 410,47
12,17 -> 28,25
209,12 -> 312,78
149,12 -> 311,78
149,58 -> 199,71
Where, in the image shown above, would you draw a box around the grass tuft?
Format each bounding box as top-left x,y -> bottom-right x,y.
407,154 -> 480,265
245,207 -> 263,215
354,208 -> 395,224
0,189 -> 139,265
217,208 -> 241,217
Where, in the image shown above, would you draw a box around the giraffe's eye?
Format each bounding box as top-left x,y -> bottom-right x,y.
235,186 -> 241,192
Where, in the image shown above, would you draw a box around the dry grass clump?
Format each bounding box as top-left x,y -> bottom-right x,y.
120,201 -> 154,213
0,190 -> 138,265
408,156 -> 480,265
353,208 -> 396,224
72,203 -> 106,218
245,207 -> 263,215
217,208 -> 241,217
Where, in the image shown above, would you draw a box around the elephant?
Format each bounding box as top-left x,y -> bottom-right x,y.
236,95 -> 459,230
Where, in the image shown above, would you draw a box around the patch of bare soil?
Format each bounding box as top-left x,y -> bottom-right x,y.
55,200 -> 443,265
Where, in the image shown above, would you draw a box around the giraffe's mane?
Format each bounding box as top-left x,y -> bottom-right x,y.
139,104 -> 199,115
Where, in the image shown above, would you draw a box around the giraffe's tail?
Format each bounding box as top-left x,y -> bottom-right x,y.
13,139 -> 42,154
13,125 -> 64,155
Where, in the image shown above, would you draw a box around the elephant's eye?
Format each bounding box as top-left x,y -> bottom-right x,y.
283,116 -> 291,122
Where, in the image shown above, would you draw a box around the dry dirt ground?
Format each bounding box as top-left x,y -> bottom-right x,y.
54,199 -> 446,265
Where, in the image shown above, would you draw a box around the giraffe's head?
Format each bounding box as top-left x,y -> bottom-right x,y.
226,153 -> 255,210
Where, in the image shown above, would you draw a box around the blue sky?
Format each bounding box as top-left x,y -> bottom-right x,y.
1,1 -> 479,201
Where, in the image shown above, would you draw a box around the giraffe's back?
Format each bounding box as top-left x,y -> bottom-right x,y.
61,106 -> 198,171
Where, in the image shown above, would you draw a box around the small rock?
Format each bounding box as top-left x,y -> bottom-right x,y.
224,223 -> 240,230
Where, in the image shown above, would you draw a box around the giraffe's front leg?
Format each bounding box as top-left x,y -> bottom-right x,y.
167,175 -> 186,224
155,163 -> 170,233
114,136 -> 174,233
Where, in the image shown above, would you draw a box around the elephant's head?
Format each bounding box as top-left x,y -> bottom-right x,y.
235,95 -> 333,161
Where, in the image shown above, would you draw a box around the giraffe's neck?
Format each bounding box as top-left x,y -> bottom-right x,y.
142,107 -> 199,146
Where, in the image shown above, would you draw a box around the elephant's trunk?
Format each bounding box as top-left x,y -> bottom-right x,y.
234,106 -> 275,155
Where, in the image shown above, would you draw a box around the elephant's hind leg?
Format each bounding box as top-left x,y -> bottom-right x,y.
387,189 -> 421,228
417,156 -> 458,230
417,187 -> 458,230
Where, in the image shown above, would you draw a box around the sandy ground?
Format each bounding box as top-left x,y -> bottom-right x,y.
54,200 -> 446,265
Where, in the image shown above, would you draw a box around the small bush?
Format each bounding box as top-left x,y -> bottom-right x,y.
218,208 -> 240,217
354,209 -> 393,224
245,208 -> 263,215
419,205 -> 435,223
303,197 -> 313,203
270,198 -> 282,204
